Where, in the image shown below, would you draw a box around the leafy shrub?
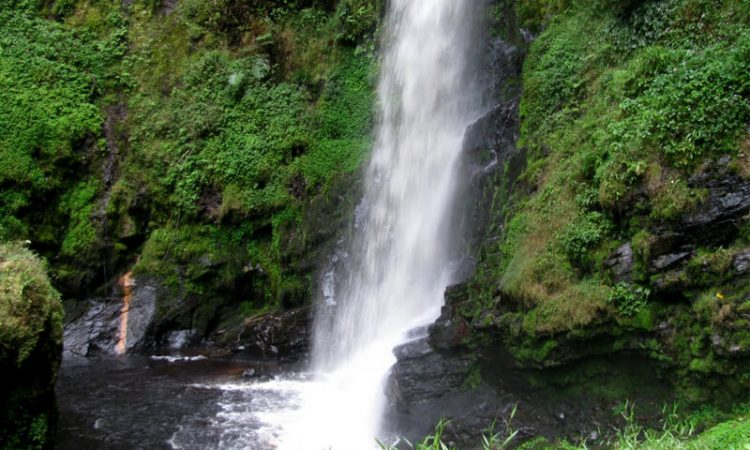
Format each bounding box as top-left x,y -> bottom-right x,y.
613,33 -> 750,166
610,0 -> 679,49
520,14 -> 586,138
335,0 -> 379,44
558,212 -> 612,269
0,5 -> 124,262
607,282 -> 650,317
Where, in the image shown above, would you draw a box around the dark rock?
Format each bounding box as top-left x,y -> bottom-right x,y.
733,248 -> 750,274
603,243 -> 633,282
388,339 -> 475,407
683,174 -> 750,233
463,103 -> 520,180
651,251 -> 693,272
641,170 -> 750,287
428,317 -> 471,351
63,300 -> 121,357
63,276 -> 158,356
457,29 -> 528,284
460,99 -> 525,281
383,322 -> 645,447
393,338 -> 433,361
428,284 -> 472,350
165,329 -> 195,350
241,368 -> 257,379
385,335 -> 499,446
232,307 -> 311,361
649,173 -> 750,264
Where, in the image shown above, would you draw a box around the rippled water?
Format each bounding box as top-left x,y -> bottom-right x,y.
56,355 -> 313,450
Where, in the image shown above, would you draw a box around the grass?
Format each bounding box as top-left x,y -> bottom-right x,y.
380,403 -> 750,450
377,407 -> 520,450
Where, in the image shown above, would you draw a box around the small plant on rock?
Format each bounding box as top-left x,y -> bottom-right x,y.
607,282 -> 650,317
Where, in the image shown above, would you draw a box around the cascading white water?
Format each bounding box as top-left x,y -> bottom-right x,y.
265,2 -> 487,449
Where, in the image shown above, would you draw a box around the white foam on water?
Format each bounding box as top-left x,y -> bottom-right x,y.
149,355 -> 207,363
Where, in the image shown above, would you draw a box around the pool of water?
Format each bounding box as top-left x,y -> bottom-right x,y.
55,354 -> 306,450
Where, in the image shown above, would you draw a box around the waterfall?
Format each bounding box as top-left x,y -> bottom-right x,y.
275,2 -> 486,448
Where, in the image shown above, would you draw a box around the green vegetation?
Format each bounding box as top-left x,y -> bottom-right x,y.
3,0 -> 750,447
471,0 -> 750,391
0,3 -> 125,288
386,403 -> 750,450
0,1 -> 380,445
607,282 -> 650,318
0,3 -> 379,444
0,242 -> 63,367
0,242 -> 63,450
117,0 -> 378,320
0,0 -> 379,318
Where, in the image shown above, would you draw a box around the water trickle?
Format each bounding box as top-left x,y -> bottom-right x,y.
275,1 -> 487,448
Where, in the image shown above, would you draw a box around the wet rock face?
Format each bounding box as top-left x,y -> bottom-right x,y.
382,288 -> 606,447
388,339 -> 476,409
384,283 -> 510,445
462,30 -> 523,183
231,307 -> 311,361
646,172 -> 750,277
603,243 -> 634,283
604,164 -> 750,290
733,248 -> 750,274
384,332 -> 496,446
63,276 -> 157,357
455,23 -> 529,284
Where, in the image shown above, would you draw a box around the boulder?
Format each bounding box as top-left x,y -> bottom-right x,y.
732,248 -> 750,274
63,275 -> 157,357
0,243 -> 64,449
603,243 -> 633,283
231,307 -> 311,361
388,338 -> 476,408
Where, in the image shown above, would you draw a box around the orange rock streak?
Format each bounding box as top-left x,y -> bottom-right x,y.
115,271 -> 134,355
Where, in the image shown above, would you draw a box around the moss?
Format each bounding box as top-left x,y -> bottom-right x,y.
620,304 -> 656,331
0,242 -> 63,450
462,364 -> 483,391
58,179 -> 101,259
525,353 -> 674,407
0,242 -> 63,366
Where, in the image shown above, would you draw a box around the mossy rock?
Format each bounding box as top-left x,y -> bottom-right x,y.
0,242 -> 64,450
